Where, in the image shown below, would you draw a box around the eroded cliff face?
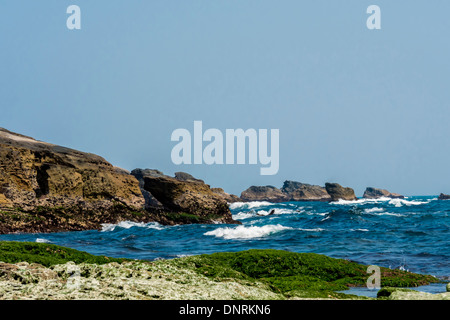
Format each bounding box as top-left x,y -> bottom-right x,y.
0,128 -> 145,210
0,128 -> 153,233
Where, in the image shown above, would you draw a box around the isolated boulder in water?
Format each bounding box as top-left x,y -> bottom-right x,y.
281,180 -> 331,201
240,186 -> 289,203
363,187 -> 404,199
438,193 -> 450,200
325,183 -> 357,201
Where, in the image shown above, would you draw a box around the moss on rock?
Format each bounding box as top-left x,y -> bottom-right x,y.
0,242 -> 443,300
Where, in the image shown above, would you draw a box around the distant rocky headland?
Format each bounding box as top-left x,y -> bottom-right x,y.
240,182 -> 406,203
0,128 -> 448,234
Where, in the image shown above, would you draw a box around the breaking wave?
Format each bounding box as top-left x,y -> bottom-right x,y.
101,221 -> 164,232
35,238 -> 51,243
388,198 -> 430,207
204,224 -> 292,240
228,201 -> 274,210
332,197 -> 431,207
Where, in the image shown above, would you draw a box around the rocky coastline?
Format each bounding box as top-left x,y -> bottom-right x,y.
239,182 -> 405,203
0,128 -> 239,234
0,128 -> 449,301
1,127 -> 448,235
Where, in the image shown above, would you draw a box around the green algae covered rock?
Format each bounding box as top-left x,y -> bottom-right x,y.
0,241 -> 127,267
0,242 -> 442,300
378,287 -> 450,300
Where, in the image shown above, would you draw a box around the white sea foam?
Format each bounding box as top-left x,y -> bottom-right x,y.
256,208 -> 297,216
204,224 -> 292,240
228,201 -> 274,210
101,221 -> 164,232
35,238 -> 51,243
298,228 -> 325,232
233,207 -> 301,220
232,212 -> 255,220
363,207 -> 405,217
388,198 -> 429,207
376,212 -> 406,217
331,197 -> 392,205
332,197 -> 430,208
364,207 -> 384,214
351,228 -> 370,232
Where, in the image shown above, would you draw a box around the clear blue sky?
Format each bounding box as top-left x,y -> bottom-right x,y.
1,1 -> 449,196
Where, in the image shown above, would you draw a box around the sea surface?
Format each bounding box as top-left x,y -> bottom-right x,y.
1,196 -> 449,295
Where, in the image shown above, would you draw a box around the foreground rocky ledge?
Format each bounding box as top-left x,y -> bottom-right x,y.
0,242 -> 445,300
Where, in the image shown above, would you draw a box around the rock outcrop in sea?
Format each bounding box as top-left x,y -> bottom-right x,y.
281,180 -> 331,201
324,183 -> 357,201
241,180 -> 335,202
438,193 -> 450,200
0,128 -> 238,233
240,185 -> 289,203
363,187 -> 404,199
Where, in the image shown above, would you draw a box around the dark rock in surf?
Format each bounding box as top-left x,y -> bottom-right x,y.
281,180 -> 331,202
240,186 -> 289,203
363,187 -> 404,199
325,183 -> 357,201
438,193 -> 450,200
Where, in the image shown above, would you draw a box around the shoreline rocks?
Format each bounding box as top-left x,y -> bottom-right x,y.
363,187 -> 404,199
132,169 -> 239,225
0,128 -> 239,234
0,128 -> 151,233
0,128 -> 145,211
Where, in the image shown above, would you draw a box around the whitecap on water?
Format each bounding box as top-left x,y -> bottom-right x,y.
232,207 -> 300,220
228,201 -> 274,210
364,207 -> 384,214
331,197 -> 392,205
35,238 -> 51,243
232,212 -> 255,220
331,197 -> 431,208
204,224 -> 292,240
298,228 -> 325,232
388,198 -> 429,207
101,221 -> 164,232
256,208 -> 297,216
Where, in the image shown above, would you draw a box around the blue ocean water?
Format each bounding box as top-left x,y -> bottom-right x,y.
1,196 -> 449,287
